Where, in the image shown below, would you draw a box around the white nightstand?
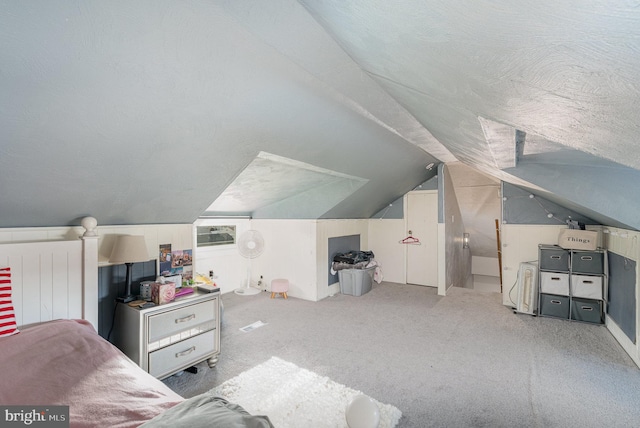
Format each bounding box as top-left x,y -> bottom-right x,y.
112,289 -> 220,379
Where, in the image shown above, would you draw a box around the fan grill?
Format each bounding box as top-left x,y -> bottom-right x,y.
238,230 -> 265,259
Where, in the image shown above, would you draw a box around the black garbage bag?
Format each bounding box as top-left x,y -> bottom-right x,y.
332,250 -> 375,265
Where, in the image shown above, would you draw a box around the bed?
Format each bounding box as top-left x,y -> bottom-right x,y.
0,218 -> 273,428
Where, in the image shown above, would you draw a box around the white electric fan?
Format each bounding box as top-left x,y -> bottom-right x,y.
234,229 -> 265,296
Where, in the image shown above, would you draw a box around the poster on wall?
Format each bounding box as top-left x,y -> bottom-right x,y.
181,249 -> 193,281
159,244 -> 172,275
159,245 -> 193,280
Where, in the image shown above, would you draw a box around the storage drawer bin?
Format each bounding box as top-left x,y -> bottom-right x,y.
571,298 -> 603,324
539,247 -> 570,272
539,293 -> 570,319
571,251 -> 604,275
539,272 -> 570,296
338,267 -> 375,296
571,275 -> 603,300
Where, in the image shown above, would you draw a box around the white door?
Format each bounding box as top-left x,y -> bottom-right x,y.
406,192 -> 438,286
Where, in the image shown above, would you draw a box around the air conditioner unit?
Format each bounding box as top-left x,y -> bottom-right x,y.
515,262 -> 538,315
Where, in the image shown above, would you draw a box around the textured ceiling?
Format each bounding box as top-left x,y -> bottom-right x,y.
205,152 -> 368,218
1,1 -> 640,232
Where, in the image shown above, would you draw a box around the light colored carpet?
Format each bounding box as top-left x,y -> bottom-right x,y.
164,282 -> 640,427
211,356 -> 402,428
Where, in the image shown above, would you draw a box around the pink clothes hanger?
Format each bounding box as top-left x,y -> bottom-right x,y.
400,231 -> 421,245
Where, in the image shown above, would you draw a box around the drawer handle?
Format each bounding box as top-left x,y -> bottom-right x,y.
550,300 -> 562,305
583,280 -> 593,284
175,314 -> 196,323
550,255 -> 561,260
176,346 -> 196,358
581,306 -> 593,311
551,277 -> 561,281
581,256 -> 593,261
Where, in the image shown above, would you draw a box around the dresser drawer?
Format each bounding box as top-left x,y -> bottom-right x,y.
148,330 -> 216,378
148,299 -> 216,343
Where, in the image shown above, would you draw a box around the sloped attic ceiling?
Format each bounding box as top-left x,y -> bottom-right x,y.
1,1 -> 640,230
0,1 -> 439,227
301,0 -> 640,230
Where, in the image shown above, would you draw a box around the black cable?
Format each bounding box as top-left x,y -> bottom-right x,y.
107,301 -> 119,342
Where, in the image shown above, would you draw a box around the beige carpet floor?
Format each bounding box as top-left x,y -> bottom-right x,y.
164,282 -> 640,427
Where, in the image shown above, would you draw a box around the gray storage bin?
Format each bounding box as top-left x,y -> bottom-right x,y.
539,293 -> 570,319
338,267 -> 375,296
539,247 -> 570,272
571,251 -> 604,275
571,298 -> 603,324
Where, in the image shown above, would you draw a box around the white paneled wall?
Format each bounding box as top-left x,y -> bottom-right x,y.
0,240 -> 83,326
500,224 -> 568,307
251,219 -> 317,301
195,218 -> 319,299
196,218 -> 369,300
0,226 -> 86,243
97,224 -> 194,268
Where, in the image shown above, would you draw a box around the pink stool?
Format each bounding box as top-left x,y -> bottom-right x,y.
270,278 -> 289,299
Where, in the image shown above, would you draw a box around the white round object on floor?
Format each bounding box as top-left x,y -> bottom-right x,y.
345,395 -> 380,428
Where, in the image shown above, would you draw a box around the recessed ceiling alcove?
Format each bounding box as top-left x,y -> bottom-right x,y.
204,152 -> 368,219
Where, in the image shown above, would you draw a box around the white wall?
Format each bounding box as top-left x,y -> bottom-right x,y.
251,219 -> 317,301
0,211 -> 430,303
441,164 -> 472,293
368,218 -> 406,284
97,224 -> 194,268
472,256 -> 500,276
500,224 -> 568,307
196,218 -> 369,301
0,226 -> 86,243
0,223 -> 194,272
194,218 -> 251,295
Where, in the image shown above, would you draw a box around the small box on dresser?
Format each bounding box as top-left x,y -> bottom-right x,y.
150,281 -> 176,305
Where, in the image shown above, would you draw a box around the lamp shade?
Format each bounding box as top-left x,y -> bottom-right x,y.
109,235 -> 150,264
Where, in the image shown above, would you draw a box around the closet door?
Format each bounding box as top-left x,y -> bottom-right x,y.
406,191 -> 438,287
